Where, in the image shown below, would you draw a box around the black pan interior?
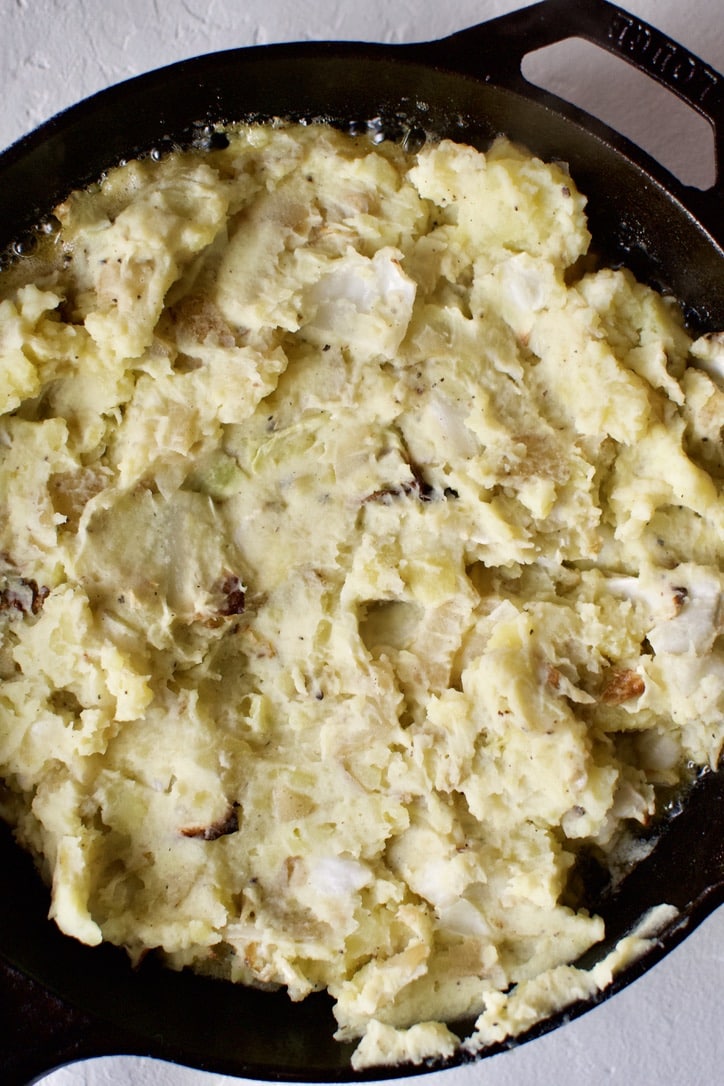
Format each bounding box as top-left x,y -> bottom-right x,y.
1,39 -> 723,1085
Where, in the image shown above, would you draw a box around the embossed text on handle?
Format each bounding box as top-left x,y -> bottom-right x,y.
608,12 -> 719,107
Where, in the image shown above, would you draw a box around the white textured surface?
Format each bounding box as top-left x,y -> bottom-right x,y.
3,1 -> 724,1085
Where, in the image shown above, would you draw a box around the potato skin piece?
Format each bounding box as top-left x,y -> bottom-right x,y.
180,803 -> 240,841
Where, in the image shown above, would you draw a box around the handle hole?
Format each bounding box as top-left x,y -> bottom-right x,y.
521,37 -> 716,190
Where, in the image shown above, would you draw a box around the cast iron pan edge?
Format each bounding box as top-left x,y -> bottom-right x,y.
1,1 -> 723,1082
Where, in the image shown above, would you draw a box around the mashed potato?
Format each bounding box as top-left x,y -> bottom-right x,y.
0,123 -> 722,1068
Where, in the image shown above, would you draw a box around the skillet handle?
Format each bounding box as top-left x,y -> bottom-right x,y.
431,0 -> 724,199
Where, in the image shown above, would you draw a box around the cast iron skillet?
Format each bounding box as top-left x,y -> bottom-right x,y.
1,0 -> 723,1082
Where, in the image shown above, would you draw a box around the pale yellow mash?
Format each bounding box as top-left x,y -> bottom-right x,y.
0,123 -> 722,1068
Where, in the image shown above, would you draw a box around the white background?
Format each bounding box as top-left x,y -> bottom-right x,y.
2,1 -> 723,1084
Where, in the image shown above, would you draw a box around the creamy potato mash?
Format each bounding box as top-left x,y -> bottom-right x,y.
0,123 -> 722,1068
